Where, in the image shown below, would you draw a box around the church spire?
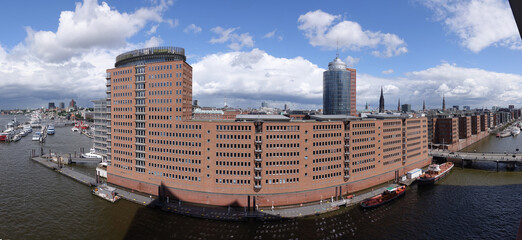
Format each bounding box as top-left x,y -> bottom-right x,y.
442,95 -> 446,111
423,100 -> 426,112
397,98 -> 401,112
379,87 -> 385,113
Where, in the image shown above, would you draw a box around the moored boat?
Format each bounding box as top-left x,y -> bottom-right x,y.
418,162 -> 454,186
360,186 -> 406,209
81,148 -> 102,159
32,132 -> 42,141
47,125 -> 55,135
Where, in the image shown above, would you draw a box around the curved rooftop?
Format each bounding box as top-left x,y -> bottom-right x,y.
328,56 -> 347,71
115,46 -> 186,68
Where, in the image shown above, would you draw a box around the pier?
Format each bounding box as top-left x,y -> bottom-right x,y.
429,149 -> 521,170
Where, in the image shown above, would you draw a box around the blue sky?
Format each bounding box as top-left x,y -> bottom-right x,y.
0,0 -> 521,110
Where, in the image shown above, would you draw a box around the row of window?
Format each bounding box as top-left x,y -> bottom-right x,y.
312,140 -> 341,147
150,171 -> 201,182
266,125 -> 299,132
112,69 -> 132,76
313,164 -> 341,172
312,156 -> 341,164
352,151 -> 375,158
216,152 -> 252,158
265,151 -> 299,158
266,134 -> 300,140
216,125 -> 252,131
352,144 -> 375,151
149,139 -> 201,147
148,147 -> 202,156
352,165 -> 375,173
150,162 -> 201,173
149,155 -> 201,165
216,134 -> 251,140
352,130 -> 375,136
113,84 -> 132,90
266,178 -> 299,184
266,143 -> 299,149
215,170 -> 251,176
383,152 -> 401,159
265,160 -> 299,166
216,178 -> 250,185
384,139 -> 402,146
313,124 -> 342,130
352,137 -> 375,143
383,146 -> 401,153
216,143 -> 251,149
216,161 -> 251,167
352,123 -> 375,129
312,148 -> 341,155
313,132 -> 342,138
176,124 -> 201,130
351,157 -> 375,166
383,158 -> 401,166
383,128 -> 401,133
266,169 -> 299,175
313,171 -> 341,180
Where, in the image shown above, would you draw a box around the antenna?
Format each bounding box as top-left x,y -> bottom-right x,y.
336,40 -> 339,58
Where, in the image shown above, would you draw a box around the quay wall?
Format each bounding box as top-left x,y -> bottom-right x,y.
108,157 -> 430,207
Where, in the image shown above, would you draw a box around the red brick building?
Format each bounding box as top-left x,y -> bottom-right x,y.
105,47 -> 430,207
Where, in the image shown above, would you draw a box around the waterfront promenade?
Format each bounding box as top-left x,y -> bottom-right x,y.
430,149 -> 522,163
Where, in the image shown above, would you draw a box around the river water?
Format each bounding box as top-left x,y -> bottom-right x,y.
0,115 -> 520,240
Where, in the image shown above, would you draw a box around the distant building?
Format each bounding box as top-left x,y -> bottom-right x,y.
91,99 -> 109,162
193,100 -> 199,106
261,102 -> 268,108
401,104 -> 411,112
323,55 -> 356,115
59,102 -> 65,109
509,105 -> 515,110
453,105 -> 459,110
379,87 -> 385,113
463,106 -> 471,111
69,99 -> 77,108
48,102 -> 55,109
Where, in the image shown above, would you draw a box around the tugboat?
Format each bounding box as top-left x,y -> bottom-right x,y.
360,186 -> 406,209
418,162 -> 454,186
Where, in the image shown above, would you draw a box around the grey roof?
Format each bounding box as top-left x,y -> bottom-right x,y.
236,115 -> 290,121
310,115 -> 361,121
366,114 -> 409,119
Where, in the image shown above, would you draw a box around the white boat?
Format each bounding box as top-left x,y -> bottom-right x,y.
81,148 -> 102,159
511,127 -> 520,136
47,125 -> 55,135
23,125 -> 32,133
12,134 -> 21,142
71,126 -> 79,132
32,132 -> 42,141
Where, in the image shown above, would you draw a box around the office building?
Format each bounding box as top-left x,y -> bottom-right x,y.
323,56 -> 356,115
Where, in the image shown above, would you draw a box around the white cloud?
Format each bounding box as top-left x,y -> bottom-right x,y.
166,18 -> 179,28
144,36 -> 163,48
210,27 -> 254,51
147,25 -> 159,35
0,0 -> 172,109
423,0 -> 522,52
193,49 -> 324,108
357,63 -> 522,110
297,9 -> 408,57
382,69 -> 394,74
344,56 -> 359,67
22,0 -> 169,62
184,24 -> 202,34
264,29 -> 277,38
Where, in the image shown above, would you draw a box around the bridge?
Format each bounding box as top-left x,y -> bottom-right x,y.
429,149 -> 521,170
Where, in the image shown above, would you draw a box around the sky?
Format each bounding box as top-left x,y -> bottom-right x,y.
0,0 -> 521,111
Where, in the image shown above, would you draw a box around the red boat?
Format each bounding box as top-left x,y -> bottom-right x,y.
0,133 -> 9,142
418,162 -> 454,186
360,186 -> 406,209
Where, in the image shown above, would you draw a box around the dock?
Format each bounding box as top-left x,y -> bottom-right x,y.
31,156 -> 97,186
259,184 -> 400,218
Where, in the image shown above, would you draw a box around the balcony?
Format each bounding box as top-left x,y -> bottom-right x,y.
254,185 -> 262,190
255,140 -> 262,144
254,167 -> 262,171
344,152 -> 350,156
255,158 -> 262,162
254,176 -> 262,181
255,149 -> 262,153
344,143 -> 350,147
344,167 -> 350,171
344,175 -> 350,179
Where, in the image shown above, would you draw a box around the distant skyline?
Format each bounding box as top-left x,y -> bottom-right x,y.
0,0 -> 521,110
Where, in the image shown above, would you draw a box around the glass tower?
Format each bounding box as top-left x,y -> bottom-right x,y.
323,56 -> 351,115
